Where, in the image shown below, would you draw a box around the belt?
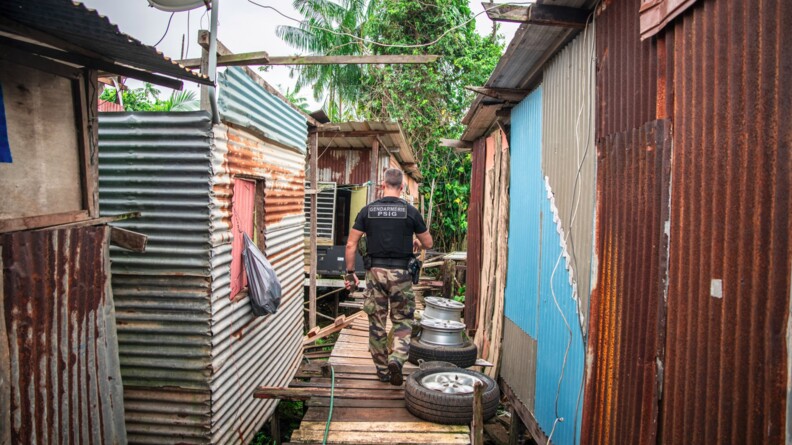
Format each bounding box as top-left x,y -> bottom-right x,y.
369,257 -> 410,270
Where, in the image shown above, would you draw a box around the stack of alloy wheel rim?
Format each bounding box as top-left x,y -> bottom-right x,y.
409,297 -> 477,368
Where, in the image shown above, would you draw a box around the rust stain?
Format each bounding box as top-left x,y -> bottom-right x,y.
1,226 -> 124,444
584,119 -> 672,445
660,0 -> 792,443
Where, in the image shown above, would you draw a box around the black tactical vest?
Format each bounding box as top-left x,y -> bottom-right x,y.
364,197 -> 414,259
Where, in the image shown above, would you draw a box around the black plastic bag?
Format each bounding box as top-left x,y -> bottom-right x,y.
242,232 -> 281,316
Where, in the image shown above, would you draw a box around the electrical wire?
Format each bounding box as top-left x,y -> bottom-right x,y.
247,0 -> 535,49
153,12 -> 175,47
545,7 -> 598,444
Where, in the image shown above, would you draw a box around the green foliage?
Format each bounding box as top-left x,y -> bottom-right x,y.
99,83 -> 198,112
280,0 -> 502,250
248,401 -> 304,445
281,85 -> 311,113
359,0 -> 502,251
276,0 -> 376,121
454,283 -> 465,303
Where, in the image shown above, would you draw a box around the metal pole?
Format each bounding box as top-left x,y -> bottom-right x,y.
207,0 -> 221,124
308,131 -> 318,329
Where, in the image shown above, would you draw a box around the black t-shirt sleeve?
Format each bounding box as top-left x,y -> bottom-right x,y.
352,207 -> 367,232
409,206 -> 428,234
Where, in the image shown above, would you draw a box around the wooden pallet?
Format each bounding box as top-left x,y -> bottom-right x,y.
289,317 -> 471,444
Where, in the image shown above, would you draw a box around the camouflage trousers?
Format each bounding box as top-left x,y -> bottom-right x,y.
362,267 -> 416,379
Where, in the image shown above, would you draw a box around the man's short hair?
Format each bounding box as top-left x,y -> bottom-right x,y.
384,168 -> 404,189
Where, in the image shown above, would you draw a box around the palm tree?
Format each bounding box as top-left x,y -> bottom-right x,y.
276,0 -> 376,121
156,90 -> 199,111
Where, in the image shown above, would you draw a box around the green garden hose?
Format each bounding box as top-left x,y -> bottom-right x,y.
322,365 -> 335,444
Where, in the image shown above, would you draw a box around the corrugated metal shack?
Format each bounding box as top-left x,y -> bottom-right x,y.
98,66 -> 308,444
0,1 -> 210,444
462,0 -> 791,444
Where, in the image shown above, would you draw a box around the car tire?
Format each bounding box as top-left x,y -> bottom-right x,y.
407,338 -> 478,368
404,367 -> 499,425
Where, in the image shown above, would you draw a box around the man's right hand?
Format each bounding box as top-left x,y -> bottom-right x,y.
344,273 -> 359,291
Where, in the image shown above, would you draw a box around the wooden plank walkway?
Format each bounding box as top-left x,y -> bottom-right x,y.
289,317 -> 471,444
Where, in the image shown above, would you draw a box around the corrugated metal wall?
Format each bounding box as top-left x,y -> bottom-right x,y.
596,0 -> 658,138
541,24 -> 597,324
1,226 -> 127,445
582,0 -> 671,443
209,124 -> 305,444
584,119 -> 672,445
503,88 -> 543,340
99,103 -> 306,444
584,1 -> 792,444
502,85 -> 587,445
317,148 -> 371,185
661,0 -> 792,443
99,111 -> 215,444
218,67 -> 308,153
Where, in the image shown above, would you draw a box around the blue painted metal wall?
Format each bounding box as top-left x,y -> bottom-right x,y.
503,85 -> 586,445
504,87 -> 543,338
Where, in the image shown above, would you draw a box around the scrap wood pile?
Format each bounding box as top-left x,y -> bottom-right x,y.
415,251 -> 467,300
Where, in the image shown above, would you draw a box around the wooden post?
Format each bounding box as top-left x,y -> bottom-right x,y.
270,411 -> 281,445
471,381 -> 484,445
368,138 -> 380,203
199,35 -> 211,112
308,131 -> 319,329
508,406 -> 527,445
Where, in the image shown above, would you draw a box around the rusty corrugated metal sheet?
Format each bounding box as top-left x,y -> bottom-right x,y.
465,138 -> 485,330
99,99 -> 125,112
596,0 -> 658,140
209,123 -> 305,445
639,0 -> 698,40
660,0 -> 792,443
1,226 -> 127,445
583,119 -> 672,445
317,148 -> 371,185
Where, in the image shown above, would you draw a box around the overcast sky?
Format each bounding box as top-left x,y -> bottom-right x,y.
80,0 -> 520,110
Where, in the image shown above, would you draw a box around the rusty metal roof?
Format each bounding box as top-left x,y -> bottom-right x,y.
0,0 -> 211,85
461,0 -> 597,141
318,120 -> 421,179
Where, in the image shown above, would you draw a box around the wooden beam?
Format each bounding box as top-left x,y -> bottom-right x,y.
495,107 -> 513,118
465,86 -> 529,103
253,386 -> 404,401
308,131 -> 319,330
482,3 -> 590,28
471,381 -> 484,445
317,130 -> 400,137
267,55 -> 439,65
369,138 -> 380,203
440,139 -> 474,149
110,227 -> 148,252
180,53 -> 438,68
499,377 -> 550,444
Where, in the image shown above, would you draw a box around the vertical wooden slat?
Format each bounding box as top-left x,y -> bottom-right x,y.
309,131 -> 319,329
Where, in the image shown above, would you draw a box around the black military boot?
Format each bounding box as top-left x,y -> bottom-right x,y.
388,361 -> 403,386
